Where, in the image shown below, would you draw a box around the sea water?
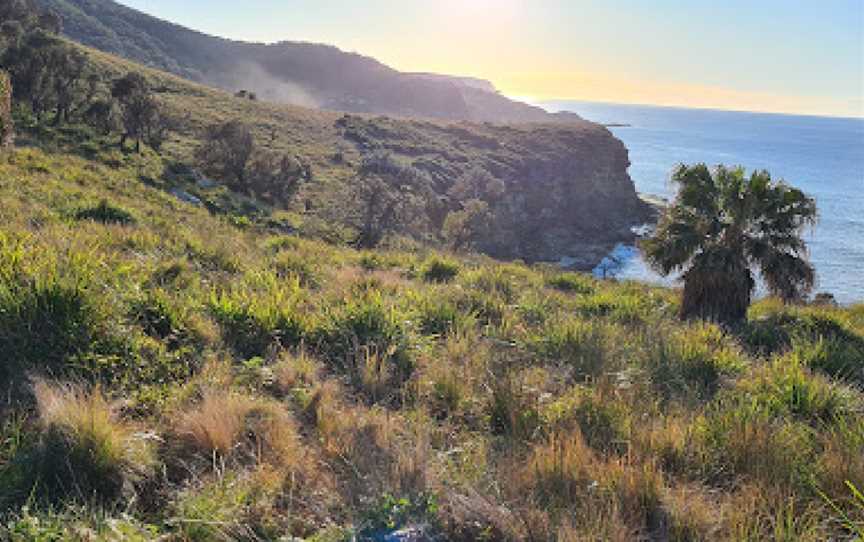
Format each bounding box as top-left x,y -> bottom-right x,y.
541,100 -> 864,305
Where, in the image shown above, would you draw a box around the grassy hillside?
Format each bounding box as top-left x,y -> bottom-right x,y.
0,138 -> 862,540
35,0 -> 578,124
14,41 -> 648,266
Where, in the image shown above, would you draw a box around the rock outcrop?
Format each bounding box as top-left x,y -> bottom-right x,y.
0,70 -> 12,149
339,115 -> 653,268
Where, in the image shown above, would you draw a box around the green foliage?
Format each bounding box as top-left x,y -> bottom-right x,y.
420,257 -> 459,283
357,493 -> 438,538
74,199 -> 135,225
314,290 -> 413,387
643,323 -> 746,402
209,281 -> 304,359
532,318 -> 616,378
642,164 -> 817,324
546,272 -> 594,294
1,382 -> 155,508
0,239 -> 102,383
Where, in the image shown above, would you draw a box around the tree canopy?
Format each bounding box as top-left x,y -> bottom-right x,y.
641,164 -> 817,324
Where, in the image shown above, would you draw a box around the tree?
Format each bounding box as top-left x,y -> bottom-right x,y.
247,150 -> 304,204
641,164 -> 817,324
3,30 -> 56,122
442,198 -> 491,251
0,69 -> 13,148
195,120 -> 254,190
448,166 -> 505,204
49,46 -> 89,125
347,152 -> 432,248
111,72 -> 162,152
441,166 -> 505,251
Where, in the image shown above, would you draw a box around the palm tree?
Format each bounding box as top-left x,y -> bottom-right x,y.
641,164 -> 817,324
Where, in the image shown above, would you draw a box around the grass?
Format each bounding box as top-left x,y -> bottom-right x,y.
1,115 -> 863,540
0,379 -> 156,508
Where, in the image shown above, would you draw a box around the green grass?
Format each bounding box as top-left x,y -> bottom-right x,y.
0,139 -> 862,539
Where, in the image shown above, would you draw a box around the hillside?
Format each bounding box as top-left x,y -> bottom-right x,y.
1,139 -> 863,540
34,0 -> 580,124
2,7 -> 862,540
15,41 -> 650,267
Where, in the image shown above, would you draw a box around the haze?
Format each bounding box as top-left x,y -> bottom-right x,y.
119,0 -> 864,118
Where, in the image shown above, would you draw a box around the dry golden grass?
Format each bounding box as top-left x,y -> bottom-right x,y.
174,389 -> 301,468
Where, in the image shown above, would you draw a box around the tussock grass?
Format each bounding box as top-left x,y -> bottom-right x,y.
0,379 -> 156,507
1,145 -> 862,539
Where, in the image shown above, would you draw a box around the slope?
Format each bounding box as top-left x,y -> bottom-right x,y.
33,41 -> 651,267
35,0 -> 579,123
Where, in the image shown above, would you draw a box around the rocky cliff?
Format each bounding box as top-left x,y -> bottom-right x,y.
338,115 -> 652,267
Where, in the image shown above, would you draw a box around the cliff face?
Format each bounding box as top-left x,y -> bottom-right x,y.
479,124 -> 652,266
338,116 -> 651,267
0,71 -> 12,149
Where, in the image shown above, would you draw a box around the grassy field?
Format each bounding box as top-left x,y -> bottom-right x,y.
0,137 -> 862,541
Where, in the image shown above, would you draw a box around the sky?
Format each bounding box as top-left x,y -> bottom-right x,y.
117,0 -> 864,118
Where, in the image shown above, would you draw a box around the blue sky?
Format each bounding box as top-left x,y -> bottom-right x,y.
117,0 -> 864,117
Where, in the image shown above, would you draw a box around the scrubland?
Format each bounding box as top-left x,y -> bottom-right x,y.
0,140 -> 862,540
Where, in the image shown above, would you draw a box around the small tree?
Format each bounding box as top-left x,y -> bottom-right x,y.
641,164 -> 817,324
112,72 -> 162,152
4,29 -> 56,122
195,120 -> 254,190
442,199 -> 491,251
347,152 -> 432,248
448,166 -> 505,204
247,150 -> 304,204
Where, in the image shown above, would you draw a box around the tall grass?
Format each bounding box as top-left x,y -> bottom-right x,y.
0,379 -> 156,507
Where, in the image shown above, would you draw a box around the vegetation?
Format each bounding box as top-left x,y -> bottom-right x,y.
643,164 -> 818,324
0,3 -> 860,539
0,142 -> 860,540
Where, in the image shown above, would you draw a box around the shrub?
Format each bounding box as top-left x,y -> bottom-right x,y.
170,474 -> 278,542
209,286 -> 304,359
690,401 -> 818,490
314,290 -> 413,394
416,293 -> 472,337
74,199 -> 135,225
643,323 -> 746,402
489,377 -> 541,441
546,272 -> 593,294
421,257 -> 459,283
726,354 -> 851,425
0,380 -> 156,507
273,252 -> 319,288
0,249 -> 104,384
532,318 -> 615,378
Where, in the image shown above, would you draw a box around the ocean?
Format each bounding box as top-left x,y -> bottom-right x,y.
540,100 -> 864,305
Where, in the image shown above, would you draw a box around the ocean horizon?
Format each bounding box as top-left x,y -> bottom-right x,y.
539,99 -> 864,305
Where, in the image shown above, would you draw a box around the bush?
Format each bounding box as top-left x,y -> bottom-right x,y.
421,257 -> 460,283
174,390 -> 300,465
0,262 -> 101,384
416,293 -> 468,337
531,318 -> 615,378
643,323 -> 746,402
209,286 -> 304,359
0,380 -> 156,507
74,199 -> 135,225
314,290 -> 412,386
546,272 -> 593,294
